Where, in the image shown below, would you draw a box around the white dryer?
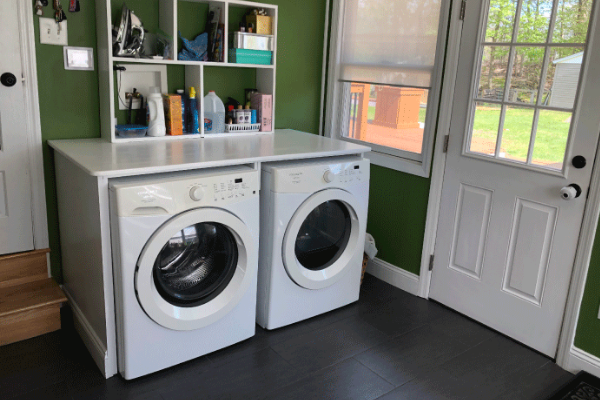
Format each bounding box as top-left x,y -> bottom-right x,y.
109,166 -> 259,379
257,156 -> 370,330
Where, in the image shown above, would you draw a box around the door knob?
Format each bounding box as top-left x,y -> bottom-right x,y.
560,184 -> 582,200
572,155 -> 587,169
0,73 -> 17,87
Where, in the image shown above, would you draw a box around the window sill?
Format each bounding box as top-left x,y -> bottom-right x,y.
367,151 -> 430,178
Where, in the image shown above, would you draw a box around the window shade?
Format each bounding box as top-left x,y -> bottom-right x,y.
340,0 -> 442,88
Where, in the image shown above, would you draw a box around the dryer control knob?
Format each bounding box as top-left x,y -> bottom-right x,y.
323,170 -> 336,183
189,185 -> 205,201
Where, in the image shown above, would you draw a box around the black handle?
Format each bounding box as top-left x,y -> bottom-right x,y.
572,155 -> 587,169
1,73 -> 17,87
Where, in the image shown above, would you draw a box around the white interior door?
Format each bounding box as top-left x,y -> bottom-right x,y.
0,0 -> 34,255
430,0 -> 600,356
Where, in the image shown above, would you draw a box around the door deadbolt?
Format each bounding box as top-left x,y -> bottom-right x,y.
572,155 -> 587,169
0,73 -> 17,87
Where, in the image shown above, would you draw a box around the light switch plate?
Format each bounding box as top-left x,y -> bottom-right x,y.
39,18 -> 68,46
64,47 -> 94,70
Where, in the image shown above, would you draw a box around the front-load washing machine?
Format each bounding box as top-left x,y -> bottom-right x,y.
109,166 -> 259,379
257,156 -> 370,330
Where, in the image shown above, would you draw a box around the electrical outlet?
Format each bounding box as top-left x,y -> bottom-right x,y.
39,18 -> 68,46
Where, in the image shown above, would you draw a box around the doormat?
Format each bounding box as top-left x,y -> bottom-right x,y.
545,371 -> 600,399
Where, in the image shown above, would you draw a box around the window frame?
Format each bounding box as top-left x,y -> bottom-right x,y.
462,0 -> 589,174
323,0 -> 452,177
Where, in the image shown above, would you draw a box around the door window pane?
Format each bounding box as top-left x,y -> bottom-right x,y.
295,201 -> 351,271
478,46 -> 510,100
517,0 -> 553,42
468,0 -> 591,170
346,83 -> 428,155
552,0 -> 592,43
544,47 -> 584,108
509,47 -> 545,104
531,110 -> 571,169
153,222 -> 238,307
470,102 -> 501,155
485,0 -> 518,42
499,106 -> 535,162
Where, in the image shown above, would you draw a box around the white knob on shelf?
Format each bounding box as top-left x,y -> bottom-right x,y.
323,170 -> 336,183
189,185 -> 205,201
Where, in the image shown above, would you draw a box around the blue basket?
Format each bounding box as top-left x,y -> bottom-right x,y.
228,49 -> 272,65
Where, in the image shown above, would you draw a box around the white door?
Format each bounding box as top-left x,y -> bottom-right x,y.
430,0 -> 600,356
0,0 -> 34,255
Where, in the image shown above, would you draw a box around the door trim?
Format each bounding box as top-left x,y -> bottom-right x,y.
422,0 -> 600,369
556,123 -> 600,369
418,0 -> 465,298
17,1 -> 49,257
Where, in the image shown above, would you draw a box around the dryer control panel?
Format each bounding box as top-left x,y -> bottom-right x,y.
267,157 -> 370,194
110,166 -> 259,217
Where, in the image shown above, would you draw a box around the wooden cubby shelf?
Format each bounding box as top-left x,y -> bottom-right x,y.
96,0 -> 277,142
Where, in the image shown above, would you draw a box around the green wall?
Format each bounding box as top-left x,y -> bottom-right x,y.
574,226 -> 600,358
34,3 -> 101,279
367,166 -> 430,275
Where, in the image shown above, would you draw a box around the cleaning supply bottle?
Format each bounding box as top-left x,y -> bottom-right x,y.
176,89 -> 186,133
187,87 -> 200,134
204,91 -> 225,133
147,87 -> 166,137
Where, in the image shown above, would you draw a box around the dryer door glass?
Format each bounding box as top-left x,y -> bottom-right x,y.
295,200 -> 352,271
153,222 -> 238,307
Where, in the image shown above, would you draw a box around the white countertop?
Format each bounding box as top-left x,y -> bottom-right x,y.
48,129 -> 370,177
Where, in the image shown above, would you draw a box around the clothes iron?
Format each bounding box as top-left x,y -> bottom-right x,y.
113,4 -> 145,57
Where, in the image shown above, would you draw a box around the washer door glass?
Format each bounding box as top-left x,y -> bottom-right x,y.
153,222 -> 238,307
295,200 -> 352,271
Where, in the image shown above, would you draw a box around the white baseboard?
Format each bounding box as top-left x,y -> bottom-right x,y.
565,346 -> 600,378
366,257 -> 420,296
63,288 -> 114,378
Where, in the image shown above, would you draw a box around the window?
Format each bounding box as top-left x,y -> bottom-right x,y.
324,0 -> 450,176
467,0 -> 592,171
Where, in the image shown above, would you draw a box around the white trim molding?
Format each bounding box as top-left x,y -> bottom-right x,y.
64,288 -> 117,378
556,0 -> 600,370
17,1 -> 49,254
366,257 -> 420,296
418,0 -> 465,298
565,347 -> 600,377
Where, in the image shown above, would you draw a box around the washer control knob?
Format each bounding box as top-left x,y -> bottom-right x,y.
189,185 -> 204,201
323,170 -> 336,183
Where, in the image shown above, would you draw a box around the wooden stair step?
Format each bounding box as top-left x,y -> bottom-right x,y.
0,278 -> 67,346
0,248 -> 49,289
0,278 -> 66,317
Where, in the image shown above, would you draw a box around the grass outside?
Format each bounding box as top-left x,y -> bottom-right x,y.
472,105 -> 570,165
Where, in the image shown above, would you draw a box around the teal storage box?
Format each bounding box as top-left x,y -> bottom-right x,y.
229,49 -> 272,65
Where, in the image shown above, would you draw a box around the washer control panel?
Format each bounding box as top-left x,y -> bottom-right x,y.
268,157 -> 370,193
111,166 -> 259,217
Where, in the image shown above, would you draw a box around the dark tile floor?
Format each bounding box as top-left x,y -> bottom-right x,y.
1,274 -> 573,400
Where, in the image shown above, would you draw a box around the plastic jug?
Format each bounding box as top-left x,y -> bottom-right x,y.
147,87 -> 166,137
204,91 -> 225,134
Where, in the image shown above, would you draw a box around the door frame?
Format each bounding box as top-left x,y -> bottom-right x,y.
420,0 -> 600,371
14,2 -> 49,257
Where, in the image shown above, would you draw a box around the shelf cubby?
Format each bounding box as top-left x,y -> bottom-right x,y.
96,0 -> 277,142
